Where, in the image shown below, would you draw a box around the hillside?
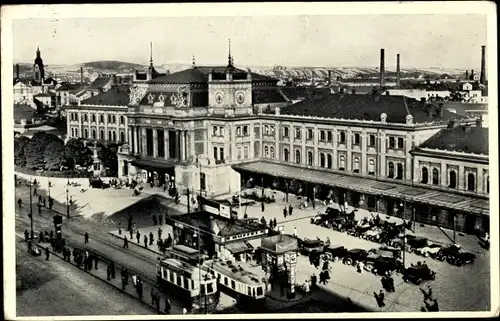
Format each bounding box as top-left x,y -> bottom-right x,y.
81,60 -> 146,70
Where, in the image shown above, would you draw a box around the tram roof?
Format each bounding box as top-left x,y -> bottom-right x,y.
159,258 -> 214,281
203,259 -> 266,286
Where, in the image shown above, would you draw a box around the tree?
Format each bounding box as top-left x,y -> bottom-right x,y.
64,138 -> 93,169
14,136 -> 31,167
97,143 -> 118,175
43,135 -> 65,170
24,132 -> 52,169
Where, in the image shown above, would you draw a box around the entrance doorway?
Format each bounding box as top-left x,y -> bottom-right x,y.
464,214 -> 476,234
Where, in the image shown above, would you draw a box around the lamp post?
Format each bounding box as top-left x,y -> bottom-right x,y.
66,180 -> 70,218
193,229 -> 206,314
48,178 -> 51,199
187,188 -> 191,214
400,201 -> 406,269
29,179 -> 34,240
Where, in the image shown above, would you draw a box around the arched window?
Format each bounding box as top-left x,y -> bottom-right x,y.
449,170 -> 457,188
71,128 -> 75,137
270,147 -> 275,159
432,169 -> 439,185
284,148 -> 289,162
353,157 -> 360,173
108,130 -> 112,140
264,146 -> 269,158
327,154 -> 332,169
307,151 -> 313,166
421,167 -> 429,184
112,131 -> 117,142
120,116 -> 125,124
339,132 -> 346,143
368,159 -> 375,175
100,130 -> 104,140
84,128 -> 89,138
100,115 -> 104,123
388,162 -> 395,178
396,163 -> 404,179
92,129 -> 96,139
467,173 -> 475,191
339,155 -> 346,170
120,131 -> 125,143
295,150 -> 301,164
320,153 -> 325,167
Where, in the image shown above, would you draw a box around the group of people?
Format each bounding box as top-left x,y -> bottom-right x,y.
420,285 -> 439,312
381,272 -> 395,292
73,249 -> 99,271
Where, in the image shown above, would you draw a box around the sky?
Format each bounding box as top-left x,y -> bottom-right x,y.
12,14 -> 487,69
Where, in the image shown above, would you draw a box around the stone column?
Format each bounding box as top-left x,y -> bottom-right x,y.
164,129 -> 169,160
180,130 -> 186,161
141,127 -> 147,156
458,164 -> 465,190
440,162 -> 447,187
313,125 -> 318,166
128,127 -> 133,151
332,128 -> 338,169
153,128 -> 158,158
346,129 -> 352,171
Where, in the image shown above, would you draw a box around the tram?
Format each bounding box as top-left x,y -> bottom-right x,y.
202,258 -> 266,303
156,257 -> 218,310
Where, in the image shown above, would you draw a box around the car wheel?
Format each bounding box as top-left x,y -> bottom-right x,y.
333,256 -> 338,262
416,278 -> 422,285
424,252 -> 429,257
403,277 -> 408,283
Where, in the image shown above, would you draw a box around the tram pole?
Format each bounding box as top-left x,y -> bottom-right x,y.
66,180 -> 70,218
29,179 -> 34,240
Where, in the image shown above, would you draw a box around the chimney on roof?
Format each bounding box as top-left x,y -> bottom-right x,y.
80,67 -> 84,85
16,64 -> 19,79
470,69 -> 474,80
465,70 -> 469,80
396,53 -> 401,88
328,70 -> 332,87
480,45 -> 486,85
380,48 -> 385,88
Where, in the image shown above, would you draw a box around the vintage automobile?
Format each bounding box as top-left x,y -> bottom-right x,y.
323,245 -> 347,262
414,243 -> 443,257
89,177 -> 110,189
435,245 -> 476,266
365,254 -> 404,275
363,228 -> 384,242
298,238 -> 325,256
402,265 -> 436,285
379,245 -> 402,259
406,236 -> 429,252
342,248 -> 368,266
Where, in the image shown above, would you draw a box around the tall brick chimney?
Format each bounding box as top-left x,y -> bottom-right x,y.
465,70 -> 469,80
470,69 -> 474,80
396,53 -> 400,88
328,70 -> 332,87
480,45 -> 486,85
380,49 -> 385,88
80,66 -> 84,84
15,64 -> 19,79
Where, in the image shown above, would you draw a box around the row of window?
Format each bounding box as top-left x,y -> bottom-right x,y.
70,112 -> 125,125
72,127 -> 125,143
236,146 -> 250,160
213,146 -> 225,162
236,126 -> 249,137
212,126 -> 225,137
421,167 -> 490,193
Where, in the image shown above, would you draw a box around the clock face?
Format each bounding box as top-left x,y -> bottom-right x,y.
215,92 -> 224,105
236,92 -> 245,104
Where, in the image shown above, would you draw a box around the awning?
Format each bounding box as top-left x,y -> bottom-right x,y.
225,241 -> 253,254
233,160 -> 489,216
131,158 -> 176,171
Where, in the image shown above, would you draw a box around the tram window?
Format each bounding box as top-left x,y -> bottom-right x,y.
192,280 -> 195,289
231,280 -> 236,290
201,284 -> 206,295
177,275 -> 182,286
248,286 -> 252,296
224,277 -> 228,286
169,271 -> 174,282
207,283 -> 214,294
183,276 -> 189,289
257,286 -> 263,296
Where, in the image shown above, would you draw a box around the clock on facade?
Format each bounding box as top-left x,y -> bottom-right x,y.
215,92 -> 224,105
236,92 -> 245,104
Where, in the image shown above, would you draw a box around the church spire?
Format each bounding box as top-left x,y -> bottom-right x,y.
227,38 -> 233,67
36,46 -> 41,58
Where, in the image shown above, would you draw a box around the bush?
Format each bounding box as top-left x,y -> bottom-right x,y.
15,166 -> 91,178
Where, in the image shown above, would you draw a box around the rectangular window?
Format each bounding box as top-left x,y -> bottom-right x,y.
264,125 -> 269,135
244,146 -> 249,159
237,147 -> 242,160
283,127 -> 289,138
169,271 -> 174,283
354,133 -> 361,145
213,126 -> 218,136
295,128 -> 301,139
220,126 -> 225,136
389,137 -> 395,148
157,130 -> 165,158
207,283 -> 214,294
397,137 -> 404,149
176,275 -> 182,286
320,130 -> 326,141
339,131 -> 346,143
256,286 -> 263,296
146,128 -> 154,156
369,135 -> 376,146
243,126 -> 248,136
270,126 -> 275,135
220,147 -> 225,161
307,129 -> 313,140
327,131 -> 332,142
183,276 -> 189,289
224,277 -> 228,286
213,147 -> 218,160
231,280 -> 236,290
236,126 -> 242,136
84,114 -> 88,122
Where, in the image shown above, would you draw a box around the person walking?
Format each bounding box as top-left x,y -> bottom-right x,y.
129,227 -> 133,240
45,247 -> 50,261
106,265 -> 112,281
158,227 -> 162,240
261,201 -> 265,212
110,261 -> 116,279
137,279 -> 143,300
136,230 -> 141,243
144,235 -> 148,248
164,298 -> 171,314
38,203 -> 42,215
283,207 -> 288,218
149,232 -> 154,246
289,204 -> 293,216
24,230 -> 29,242
84,232 -> 89,244
94,254 -> 99,269
378,290 -> 385,307
123,235 -> 129,248
293,226 -> 298,238
132,274 -> 137,288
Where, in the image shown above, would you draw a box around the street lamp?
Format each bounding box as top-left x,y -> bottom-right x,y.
66,179 -> 70,218
29,179 -> 34,240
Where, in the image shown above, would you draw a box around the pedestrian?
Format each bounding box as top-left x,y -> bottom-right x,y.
132,274 -> 137,287
111,261 -> 116,279
84,232 -> 89,244
123,235 -> 129,248
156,294 -> 160,311
166,233 -> 172,248
151,287 -> 157,305
137,280 -> 143,300
38,195 -> 43,204
107,265 -> 111,280
123,268 -> 129,285
164,298 -> 171,314
87,254 -> 93,271
261,201 -> 265,212
293,227 -> 298,238
379,290 -> 385,307
182,307 -> 187,315
153,214 -> 158,226
144,235 -> 148,248
289,204 -> 293,216
48,197 -> 53,210
136,230 -> 141,243
34,187 -> 38,196
18,198 -> 23,209
27,240 -> 33,252
389,276 -> 395,292
24,230 -> 29,242
158,227 -> 162,240
129,228 -> 133,240
158,214 -> 163,225
122,275 -> 127,290
94,255 -> 99,269
149,232 -> 154,245
118,226 -> 122,235
283,207 -> 287,218
45,247 -> 50,261
39,231 -> 44,243
260,216 -> 267,227
322,260 -> 329,271
38,203 -> 42,215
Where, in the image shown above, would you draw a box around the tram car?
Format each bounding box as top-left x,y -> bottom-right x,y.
156,257 -> 218,310
202,258 -> 266,305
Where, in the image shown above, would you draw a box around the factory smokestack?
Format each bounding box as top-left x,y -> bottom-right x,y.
15,64 -> 19,79
470,69 -> 474,80
80,67 -> 84,85
480,45 -> 486,85
396,54 -> 400,88
380,49 -> 385,88
465,70 -> 469,80
328,70 -> 332,87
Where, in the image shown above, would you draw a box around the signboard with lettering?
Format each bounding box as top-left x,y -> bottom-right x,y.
198,196 -> 233,219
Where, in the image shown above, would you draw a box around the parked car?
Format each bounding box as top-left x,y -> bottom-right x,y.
299,238 -> 325,256
366,255 -> 404,275
452,252 -> 477,266
402,265 -> 436,285
406,236 -> 429,251
435,245 -> 476,266
342,248 -> 368,266
324,245 -> 347,261
415,243 -> 442,257
379,245 -> 402,259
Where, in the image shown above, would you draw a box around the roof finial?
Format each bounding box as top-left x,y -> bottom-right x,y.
149,42 -> 153,66
192,54 -> 196,68
228,38 -> 233,67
